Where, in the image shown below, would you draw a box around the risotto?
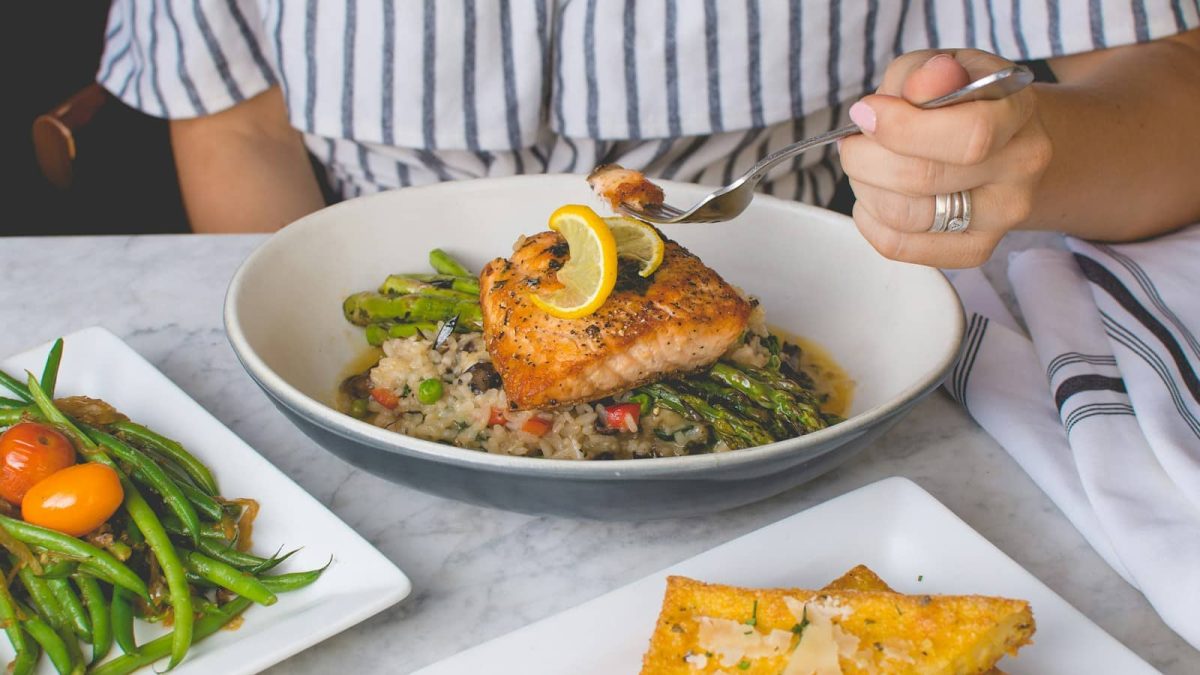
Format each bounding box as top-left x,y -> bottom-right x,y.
340,305 -> 852,460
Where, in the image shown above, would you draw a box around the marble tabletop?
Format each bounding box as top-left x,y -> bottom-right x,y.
0,233 -> 1194,674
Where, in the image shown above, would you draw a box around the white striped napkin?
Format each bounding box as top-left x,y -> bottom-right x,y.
944,223 -> 1200,649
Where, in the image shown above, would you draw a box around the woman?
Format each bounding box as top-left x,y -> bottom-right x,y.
98,2 -> 1200,267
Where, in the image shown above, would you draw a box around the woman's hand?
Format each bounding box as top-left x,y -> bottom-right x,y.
839,50 -> 1053,268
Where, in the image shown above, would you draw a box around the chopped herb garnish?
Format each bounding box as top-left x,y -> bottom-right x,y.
917,574 -> 924,582
737,660 -> 751,670
791,607 -> 810,638
745,599 -> 758,627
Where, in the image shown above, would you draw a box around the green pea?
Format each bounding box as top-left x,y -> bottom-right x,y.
349,398 -> 369,418
417,378 -> 444,404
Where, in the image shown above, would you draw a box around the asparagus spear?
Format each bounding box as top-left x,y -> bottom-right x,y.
429,249 -> 473,277
641,383 -> 774,449
677,378 -> 788,440
379,275 -> 479,299
343,292 -> 482,329
708,363 -> 826,434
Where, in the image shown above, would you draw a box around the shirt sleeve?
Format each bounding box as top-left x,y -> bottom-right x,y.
97,0 -> 277,119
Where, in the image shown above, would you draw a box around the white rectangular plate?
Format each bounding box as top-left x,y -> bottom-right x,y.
1,327 -> 411,674
416,477 -> 1153,675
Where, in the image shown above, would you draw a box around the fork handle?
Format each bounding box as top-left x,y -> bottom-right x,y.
740,124 -> 860,187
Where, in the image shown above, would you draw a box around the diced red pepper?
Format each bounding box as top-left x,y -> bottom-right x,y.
521,416 -> 552,437
488,408 -> 508,426
604,403 -> 641,431
371,387 -> 400,410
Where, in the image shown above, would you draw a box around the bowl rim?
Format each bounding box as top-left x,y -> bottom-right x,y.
223,174 -> 965,479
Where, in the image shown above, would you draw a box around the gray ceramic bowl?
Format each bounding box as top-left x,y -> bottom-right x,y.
224,175 -> 963,519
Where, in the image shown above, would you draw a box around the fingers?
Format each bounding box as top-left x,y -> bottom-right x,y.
849,90 -> 1035,166
901,53 -> 971,102
839,135 -> 993,196
852,202 -> 1004,269
849,180 -> 988,234
876,49 -> 1017,98
841,124 -> 1051,196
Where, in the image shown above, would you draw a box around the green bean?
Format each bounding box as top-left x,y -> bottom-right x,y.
0,370 -> 32,402
258,561 -> 330,594
17,564 -> 64,622
91,596 -> 253,675
10,640 -> 40,675
16,568 -> 84,674
173,479 -> 224,521
417,378 -> 444,404
75,574 -> 112,665
0,570 -> 40,675
37,558 -> 80,579
194,537 -> 275,571
429,248 -> 473,277
46,577 -> 92,643
122,485 -> 193,668
184,551 -> 277,606
0,407 -> 28,426
110,421 -> 218,496
40,338 -> 64,399
109,587 -> 137,655
87,427 -> 202,546
15,602 -> 75,675
0,516 -> 147,600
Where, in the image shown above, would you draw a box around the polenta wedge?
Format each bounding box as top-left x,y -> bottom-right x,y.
640,571 -> 1034,675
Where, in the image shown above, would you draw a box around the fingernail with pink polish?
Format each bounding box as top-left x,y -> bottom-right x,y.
849,101 -> 876,133
922,53 -> 955,69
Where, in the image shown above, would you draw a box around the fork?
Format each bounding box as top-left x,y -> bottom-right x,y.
616,65 -> 1035,225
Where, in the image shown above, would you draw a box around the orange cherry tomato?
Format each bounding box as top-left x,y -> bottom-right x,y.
371,387 -> 399,410
0,422 -> 77,505
521,416 -> 552,437
22,463 -> 124,537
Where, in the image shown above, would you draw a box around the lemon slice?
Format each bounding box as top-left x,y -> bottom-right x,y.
605,216 -> 665,277
530,205 -> 618,319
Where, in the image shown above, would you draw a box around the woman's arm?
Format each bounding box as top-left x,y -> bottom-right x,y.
839,29 -> 1200,267
169,86 -> 325,233
1037,29 -> 1200,241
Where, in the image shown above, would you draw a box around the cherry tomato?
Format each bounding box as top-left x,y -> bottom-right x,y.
488,408 -> 508,427
521,416 -> 552,437
604,403 -> 641,431
0,422 -> 77,505
22,463 -> 124,537
371,387 -> 399,410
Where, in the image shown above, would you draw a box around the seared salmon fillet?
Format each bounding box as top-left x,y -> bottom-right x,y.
587,164 -> 665,211
479,231 -> 751,410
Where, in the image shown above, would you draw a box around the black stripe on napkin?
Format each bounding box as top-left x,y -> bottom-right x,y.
1102,312 -> 1200,440
950,313 -> 988,406
1075,254 -> 1200,406
1064,402 -> 1136,435
1046,352 -> 1117,380
1054,374 -> 1127,413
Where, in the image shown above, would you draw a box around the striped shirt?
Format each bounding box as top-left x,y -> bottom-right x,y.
98,1 -> 1199,205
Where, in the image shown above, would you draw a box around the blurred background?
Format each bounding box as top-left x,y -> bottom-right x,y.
2,1 -> 186,237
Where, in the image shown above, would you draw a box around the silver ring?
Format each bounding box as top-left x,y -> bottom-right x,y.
929,191 -> 971,233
